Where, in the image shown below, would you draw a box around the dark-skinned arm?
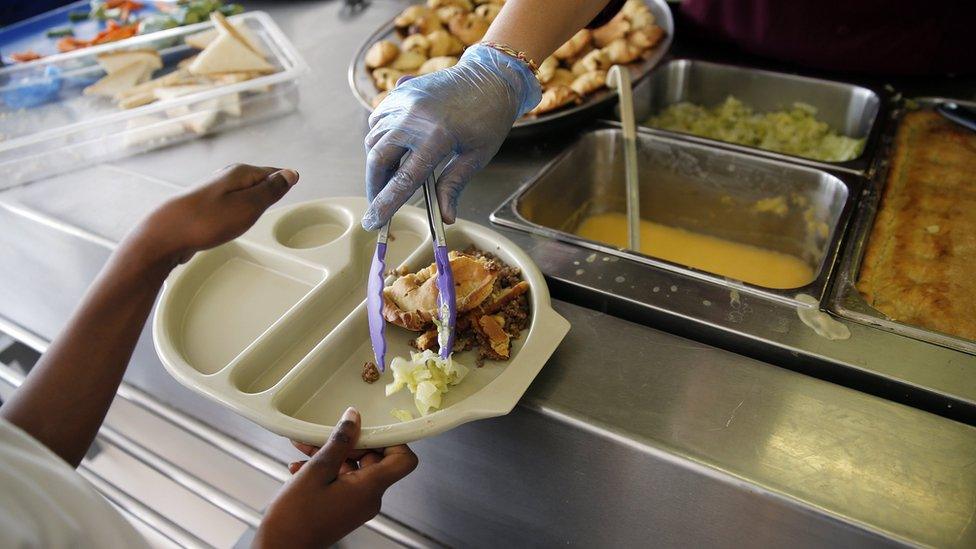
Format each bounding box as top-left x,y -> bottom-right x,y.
0,164 -> 299,467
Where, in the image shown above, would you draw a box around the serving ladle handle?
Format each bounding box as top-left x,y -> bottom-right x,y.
608,64 -> 641,252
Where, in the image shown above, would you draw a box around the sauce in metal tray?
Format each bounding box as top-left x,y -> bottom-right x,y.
575,213 -> 814,289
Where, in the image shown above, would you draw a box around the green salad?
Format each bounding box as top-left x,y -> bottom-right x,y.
645,96 -> 865,162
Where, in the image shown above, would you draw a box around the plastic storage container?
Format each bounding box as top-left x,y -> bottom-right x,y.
0,11 -> 307,189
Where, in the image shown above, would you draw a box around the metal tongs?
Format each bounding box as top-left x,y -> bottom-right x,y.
367,175 -> 457,372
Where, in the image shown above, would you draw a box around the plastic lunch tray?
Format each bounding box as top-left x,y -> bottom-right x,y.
152,197 -> 571,448
0,11 -> 308,189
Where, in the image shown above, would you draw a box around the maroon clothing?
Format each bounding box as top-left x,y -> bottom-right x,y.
681,0 -> 975,75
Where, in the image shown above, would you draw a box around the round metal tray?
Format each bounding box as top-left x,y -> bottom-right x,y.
347,0 -> 673,137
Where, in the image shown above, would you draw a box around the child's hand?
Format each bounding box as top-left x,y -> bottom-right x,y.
134,164 -> 299,266
254,408 -> 418,549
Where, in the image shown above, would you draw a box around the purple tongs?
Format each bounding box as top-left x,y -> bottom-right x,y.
367,175 -> 457,372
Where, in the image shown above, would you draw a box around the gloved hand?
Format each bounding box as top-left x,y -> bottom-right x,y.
362,44 -> 542,230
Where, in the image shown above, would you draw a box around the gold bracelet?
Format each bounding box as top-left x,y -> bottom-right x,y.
478,41 -> 540,80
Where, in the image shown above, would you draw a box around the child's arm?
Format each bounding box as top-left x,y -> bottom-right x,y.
0,164 -> 299,467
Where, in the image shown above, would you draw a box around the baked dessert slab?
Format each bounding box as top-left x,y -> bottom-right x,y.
857,110 -> 976,341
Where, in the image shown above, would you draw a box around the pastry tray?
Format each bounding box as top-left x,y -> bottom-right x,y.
152,197 -> 570,448
829,97 -> 976,355
347,0 -> 673,137
0,11 -> 308,189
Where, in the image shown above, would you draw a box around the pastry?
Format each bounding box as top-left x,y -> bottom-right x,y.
419,55 -> 459,74
547,68 -> 575,87
529,85 -> 581,115
394,6 -> 439,31
603,37 -> 642,64
400,247 -> 530,365
427,29 -> 465,56
627,25 -> 664,50
537,56 -> 558,83
448,13 -> 491,45
570,70 -> 607,96
571,48 -> 610,75
365,40 -> 399,68
626,4 -> 655,29
622,0 -> 654,25
401,34 -> 431,55
553,29 -> 591,60
390,50 -> 427,71
372,67 -> 405,91
428,0 -> 473,10
435,6 -> 466,21
592,11 -> 630,48
383,251 -> 497,331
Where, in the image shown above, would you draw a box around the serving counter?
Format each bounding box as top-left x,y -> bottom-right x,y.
1,1 -> 974,547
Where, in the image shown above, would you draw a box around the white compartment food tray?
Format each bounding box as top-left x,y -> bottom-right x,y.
0,11 -> 308,189
152,197 -> 571,448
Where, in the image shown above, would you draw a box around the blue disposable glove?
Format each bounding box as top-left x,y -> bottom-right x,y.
362,44 -> 542,230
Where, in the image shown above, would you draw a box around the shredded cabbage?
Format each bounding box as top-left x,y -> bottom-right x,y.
646,96 -> 865,162
385,350 -> 469,415
390,409 -> 414,422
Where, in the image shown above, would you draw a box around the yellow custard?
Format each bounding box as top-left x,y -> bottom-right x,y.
575,213 -> 814,289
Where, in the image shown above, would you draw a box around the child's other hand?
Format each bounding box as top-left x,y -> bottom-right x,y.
135,164 -> 299,266
254,408 -> 418,549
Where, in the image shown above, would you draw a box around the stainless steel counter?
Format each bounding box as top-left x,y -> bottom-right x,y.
1,1 -> 975,547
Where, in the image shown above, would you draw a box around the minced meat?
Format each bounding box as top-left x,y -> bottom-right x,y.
362,361 -> 380,383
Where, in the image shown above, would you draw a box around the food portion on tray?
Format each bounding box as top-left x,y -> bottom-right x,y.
856,109 -> 976,342
154,198 -> 569,447
363,0 -> 666,116
374,247 -> 531,418
9,0 -> 244,63
644,95 -> 865,162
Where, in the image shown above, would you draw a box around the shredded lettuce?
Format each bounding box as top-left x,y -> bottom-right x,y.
385,350 -> 469,415
390,409 -> 414,422
646,96 -> 865,162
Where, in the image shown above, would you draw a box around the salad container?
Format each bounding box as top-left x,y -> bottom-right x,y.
0,11 -> 307,189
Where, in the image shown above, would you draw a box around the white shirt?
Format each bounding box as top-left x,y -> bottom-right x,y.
0,417 -> 146,548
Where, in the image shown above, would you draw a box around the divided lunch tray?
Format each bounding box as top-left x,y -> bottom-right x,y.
0,11 -> 308,189
152,197 -> 571,448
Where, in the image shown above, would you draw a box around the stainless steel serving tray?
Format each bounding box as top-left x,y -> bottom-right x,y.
491,124 -> 860,305
487,120 -> 976,421
347,0 -> 673,137
830,97 -> 976,356
624,59 -> 887,174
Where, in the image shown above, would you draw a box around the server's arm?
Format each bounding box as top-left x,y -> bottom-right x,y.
362,0 -> 620,231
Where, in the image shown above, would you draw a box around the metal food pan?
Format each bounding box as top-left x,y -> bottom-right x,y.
829,97 -> 976,355
491,125 -> 860,305
348,0 -> 673,138
625,59 -> 886,174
